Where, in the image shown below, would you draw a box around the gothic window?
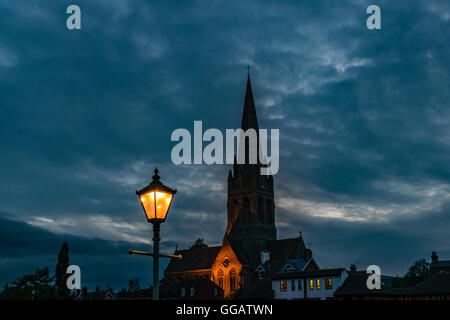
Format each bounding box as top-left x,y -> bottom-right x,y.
266,199 -> 273,224
218,269 -> 224,289
230,269 -> 237,293
257,197 -> 264,223
242,197 -> 250,224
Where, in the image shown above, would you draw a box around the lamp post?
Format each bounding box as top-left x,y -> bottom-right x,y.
134,168 -> 177,300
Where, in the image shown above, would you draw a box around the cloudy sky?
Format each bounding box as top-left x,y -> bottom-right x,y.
0,0 -> 449,290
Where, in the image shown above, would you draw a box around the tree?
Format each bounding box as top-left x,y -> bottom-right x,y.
1,267 -> 55,300
190,238 -> 208,249
403,258 -> 430,287
55,241 -> 71,299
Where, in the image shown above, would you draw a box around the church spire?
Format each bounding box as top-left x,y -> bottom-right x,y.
241,71 -> 259,132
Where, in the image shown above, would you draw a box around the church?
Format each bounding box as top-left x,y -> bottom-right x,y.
160,74 -> 319,299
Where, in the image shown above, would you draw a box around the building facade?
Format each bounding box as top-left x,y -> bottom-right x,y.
162,74 -> 317,299
272,268 -> 348,300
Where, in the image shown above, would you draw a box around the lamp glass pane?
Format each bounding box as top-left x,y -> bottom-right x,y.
140,192 -> 156,220
155,191 -> 173,220
140,191 -> 173,221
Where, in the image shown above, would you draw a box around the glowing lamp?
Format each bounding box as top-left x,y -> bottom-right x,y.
136,168 -> 177,223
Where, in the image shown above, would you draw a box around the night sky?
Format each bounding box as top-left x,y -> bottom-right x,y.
0,0 -> 449,290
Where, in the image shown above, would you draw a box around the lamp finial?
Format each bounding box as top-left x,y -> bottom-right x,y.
152,168 -> 160,181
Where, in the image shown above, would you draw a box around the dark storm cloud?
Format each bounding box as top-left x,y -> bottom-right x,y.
0,0 -> 449,284
0,213 -> 169,289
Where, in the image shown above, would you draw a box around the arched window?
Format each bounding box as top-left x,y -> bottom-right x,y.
218,269 -> 224,289
242,197 -> 250,225
257,197 -> 264,223
230,269 -> 237,293
266,199 -> 273,224
181,288 -> 185,297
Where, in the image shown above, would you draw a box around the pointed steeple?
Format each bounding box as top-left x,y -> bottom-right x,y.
241,72 -> 259,132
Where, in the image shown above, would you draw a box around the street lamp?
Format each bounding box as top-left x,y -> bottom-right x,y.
135,168 -> 177,300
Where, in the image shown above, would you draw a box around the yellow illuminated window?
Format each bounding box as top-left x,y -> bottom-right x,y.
280,280 -> 287,292
325,278 -> 333,289
309,279 -> 314,290
316,279 -> 321,290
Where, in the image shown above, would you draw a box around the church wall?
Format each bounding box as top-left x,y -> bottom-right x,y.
210,242 -> 243,298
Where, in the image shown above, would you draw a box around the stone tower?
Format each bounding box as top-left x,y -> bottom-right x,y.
224,73 -> 276,263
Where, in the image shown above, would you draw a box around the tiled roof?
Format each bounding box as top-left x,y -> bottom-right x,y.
396,273 -> 450,295
431,260 -> 450,268
165,246 -> 221,273
265,237 -> 307,260
333,271 -> 399,297
278,258 -> 308,272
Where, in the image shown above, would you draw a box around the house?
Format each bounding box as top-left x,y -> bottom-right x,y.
272,268 -> 347,300
333,266 -> 399,300
160,278 -> 224,300
430,251 -> 450,275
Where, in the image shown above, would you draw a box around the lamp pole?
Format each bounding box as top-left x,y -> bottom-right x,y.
131,168 -> 179,301
152,222 -> 160,300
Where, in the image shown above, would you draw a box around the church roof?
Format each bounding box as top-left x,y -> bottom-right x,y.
165,246 -> 222,274
265,236 -> 308,260
241,73 -> 259,132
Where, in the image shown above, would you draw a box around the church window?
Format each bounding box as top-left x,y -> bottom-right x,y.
316,279 -> 321,290
257,197 -> 264,223
291,280 -> 295,291
280,280 -> 287,292
309,279 -> 314,290
325,278 -> 333,289
297,280 -> 302,291
190,287 -> 195,296
230,269 -> 237,293
218,270 -> 224,289
181,288 -> 185,297
242,197 -> 250,224
266,200 -> 273,224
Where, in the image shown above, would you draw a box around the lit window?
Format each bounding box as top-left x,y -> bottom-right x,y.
325,278 -> 333,289
291,280 -> 295,291
280,280 -> 287,292
309,279 -> 314,290
297,280 -> 302,291
316,279 -> 321,290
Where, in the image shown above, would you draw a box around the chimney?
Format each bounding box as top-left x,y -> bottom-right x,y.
350,264 -> 357,272
431,251 -> 438,264
261,250 -> 270,264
